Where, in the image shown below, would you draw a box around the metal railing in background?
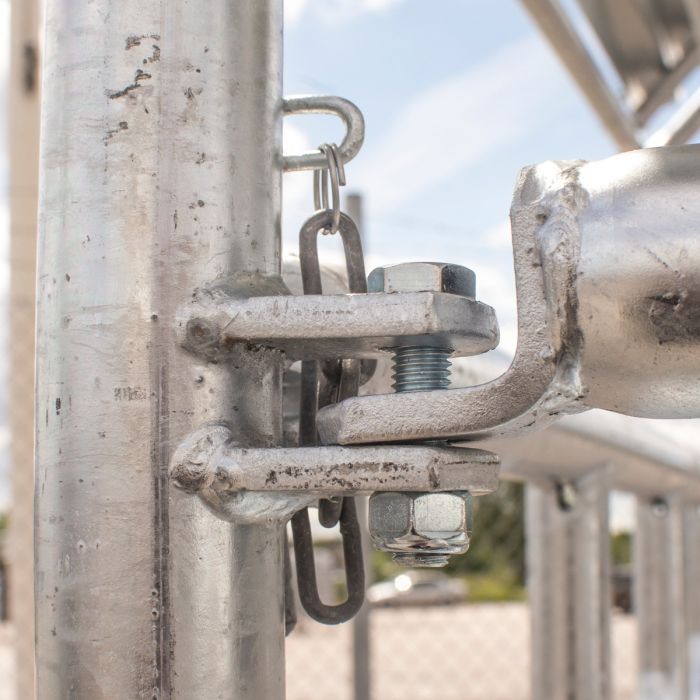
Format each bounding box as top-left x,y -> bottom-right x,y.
498,413 -> 700,700
522,0 -> 700,147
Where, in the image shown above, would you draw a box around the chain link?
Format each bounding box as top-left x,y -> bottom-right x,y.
289,198 -> 368,626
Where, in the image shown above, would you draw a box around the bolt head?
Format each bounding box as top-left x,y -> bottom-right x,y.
367,262 -> 476,298
368,491 -> 473,567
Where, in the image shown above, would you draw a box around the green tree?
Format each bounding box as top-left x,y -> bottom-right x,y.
611,531 -> 632,566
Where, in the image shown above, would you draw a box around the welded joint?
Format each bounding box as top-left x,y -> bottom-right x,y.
282,95 -> 365,172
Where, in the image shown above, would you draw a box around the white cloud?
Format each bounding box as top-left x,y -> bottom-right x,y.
352,35 -> 565,216
285,0 -> 403,27
285,0 -> 310,26
481,219 -> 514,251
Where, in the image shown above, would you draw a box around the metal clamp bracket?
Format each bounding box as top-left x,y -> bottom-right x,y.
170,425 -> 500,509
181,290 -> 499,362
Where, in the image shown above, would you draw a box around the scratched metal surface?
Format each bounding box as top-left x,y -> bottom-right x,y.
35,2 -> 286,698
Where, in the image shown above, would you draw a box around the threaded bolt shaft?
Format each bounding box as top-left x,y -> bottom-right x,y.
391,345 -> 453,568
392,552 -> 450,568
392,345 -> 452,393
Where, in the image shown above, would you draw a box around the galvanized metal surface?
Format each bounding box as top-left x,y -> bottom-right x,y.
170,425 -> 500,503
527,471 -> 611,700
521,0 -> 639,150
368,491 -> 473,568
575,148 -> 700,417
317,146 -> 700,445
282,95 -> 364,172
523,0 -> 700,147
35,1 -> 286,698
180,289 -> 499,361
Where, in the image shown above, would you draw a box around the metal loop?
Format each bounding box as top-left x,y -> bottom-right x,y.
291,498 -> 365,625
313,144 -> 346,235
299,210 -> 367,297
283,95 -> 365,172
297,210 -> 367,444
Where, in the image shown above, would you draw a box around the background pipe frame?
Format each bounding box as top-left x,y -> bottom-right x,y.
526,469 -> 612,700
34,1 -> 286,698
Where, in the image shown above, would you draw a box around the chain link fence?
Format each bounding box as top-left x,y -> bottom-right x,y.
286,482 -> 639,700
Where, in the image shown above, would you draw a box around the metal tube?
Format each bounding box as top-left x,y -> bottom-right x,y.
352,496 -> 372,700
635,495 -> 695,700
526,470 -> 611,700
520,0 -> 639,151
683,505 -> 700,698
35,1 -> 284,697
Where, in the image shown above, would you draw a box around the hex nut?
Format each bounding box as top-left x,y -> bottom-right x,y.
368,491 -> 473,563
367,262 -> 476,298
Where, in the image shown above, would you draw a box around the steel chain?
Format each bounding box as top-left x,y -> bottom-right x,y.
289,154 -> 368,625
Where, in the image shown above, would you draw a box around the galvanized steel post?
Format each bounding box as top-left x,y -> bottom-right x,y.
35,2 -> 285,698
346,194 -> 372,700
526,470 -> 612,700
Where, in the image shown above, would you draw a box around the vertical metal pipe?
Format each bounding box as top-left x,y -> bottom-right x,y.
684,505 -> 700,700
351,498 -> 372,700
35,2 -> 284,698
9,1 -> 41,697
527,470 -> 611,700
635,495 -> 694,700
345,193 -> 372,700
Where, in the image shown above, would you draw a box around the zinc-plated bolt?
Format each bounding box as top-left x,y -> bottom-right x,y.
367,262 -> 477,567
367,262 -> 475,392
368,491 -> 473,568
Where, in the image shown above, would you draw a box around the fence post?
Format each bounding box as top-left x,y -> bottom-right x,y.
352,495 -> 372,700
344,193 -> 372,700
527,469 -> 611,700
34,2 -> 285,697
635,495 -> 700,700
